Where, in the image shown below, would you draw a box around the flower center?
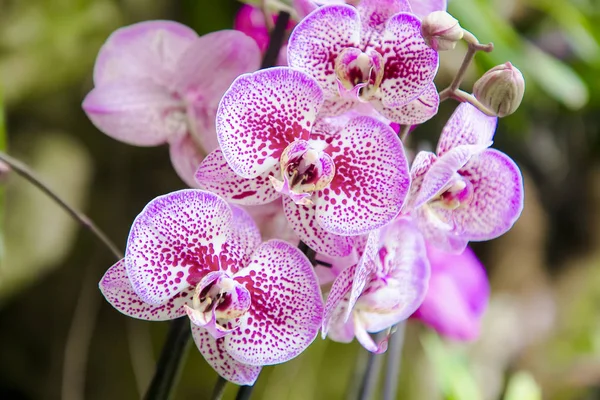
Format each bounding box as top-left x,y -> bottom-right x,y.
431,176 -> 474,210
270,139 -> 335,205
185,272 -> 251,338
335,48 -> 384,101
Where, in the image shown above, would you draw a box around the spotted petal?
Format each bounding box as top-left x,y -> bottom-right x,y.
99,259 -> 189,320
226,240 -> 323,365
358,0 -> 412,48
125,190 -> 257,305
437,103 -> 498,156
283,197 -> 355,257
93,20 -> 198,86
408,0 -> 447,18
322,263 -> 356,337
451,149 -> 524,240
217,67 -> 323,178
191,326 -> 262,385
379,13 -> 439,108
195,150 -> 281,205
316,116 -> 409,235
83,80 -> 183,146
373,82 -> 439,125
288,5 -> 361,98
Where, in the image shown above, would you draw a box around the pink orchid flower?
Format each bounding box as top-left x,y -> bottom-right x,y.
322,218 -> 430,352
99,190 -> 323,385
294,0 -> 446,20
287,0 -> 439,124
82,21 -> 261,187
404,102 -> 524,253
195,67 -> 410,257
412,244 -> 489,341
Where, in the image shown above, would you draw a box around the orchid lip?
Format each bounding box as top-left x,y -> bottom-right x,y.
334,47 -> 384,101
431,175 -> 474,210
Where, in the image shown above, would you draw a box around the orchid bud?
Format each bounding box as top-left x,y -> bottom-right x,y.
421,11 -> 464,51
473,62 -> 525,117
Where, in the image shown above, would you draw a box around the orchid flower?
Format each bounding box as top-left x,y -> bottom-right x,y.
99,190 -> 323,385
322,218 -> 430,352
412,244 -> 489,341
287,0 -> 439,124
195,67 -> 410,257
293,0 -> 446,20
83,21 -> 261,187
404,102 -> 524,253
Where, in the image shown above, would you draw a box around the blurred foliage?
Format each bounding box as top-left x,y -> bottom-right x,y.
0,0 -> 599,399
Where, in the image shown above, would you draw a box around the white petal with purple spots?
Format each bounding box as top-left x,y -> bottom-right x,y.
437,103 -> 498,156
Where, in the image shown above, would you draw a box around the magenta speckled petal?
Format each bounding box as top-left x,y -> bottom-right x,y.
195,150 -> 281,205
437,103 -> 498,157
404,151 -> 437,212
226,240 -> 323,365
379,13 -> 439,108
83,80 -> 181,146
408,0 -> 447,18
125,190 -> 254,305
191,325 -> 262,385
318,97 -> 358,118
288,5 -> 361,98
169,134 -> 206,188
93,20 -> 197,86
345,230 -> 378,319
283,197 -> 354,257
315,116 -> 409,235
174,30 -> 261,100
322,263 -> 356,337
217,67 -> 323,178
99,260 -> 189,320
412,144 -> 488,209
358,0 -> 412,48
452,149 -> 524,240
373,82 -> 439,125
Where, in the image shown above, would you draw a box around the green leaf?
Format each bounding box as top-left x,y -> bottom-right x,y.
504,371 -> 542,400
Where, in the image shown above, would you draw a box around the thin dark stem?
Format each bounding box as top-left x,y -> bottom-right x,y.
144,317 -> 191,400
210,376 -> 228,400
235,384 -> 256,400
0,151 -> 123,260
358,350 -> 384,400
382,322 -> 406,400
260,11 -> 290,69
398,125 -> 411,142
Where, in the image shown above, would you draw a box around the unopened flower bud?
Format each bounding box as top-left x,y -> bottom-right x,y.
473,62 -> 525,117
421,11 -> 464,51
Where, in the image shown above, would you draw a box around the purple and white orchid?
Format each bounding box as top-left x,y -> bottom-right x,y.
322,218 -> 430,352
287,0 -> 440,124
404,102 -> 524,253
99,189 -> 323,385
83,21 -> 261,187
195,67 -> 410,257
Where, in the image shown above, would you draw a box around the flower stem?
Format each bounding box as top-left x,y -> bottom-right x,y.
0,150 -> 123,260
260,11 -> 290,69
382,322 -> 406,400
358,350 -> 384,400
235,384 -> 256,400
144,317 -> 191,400
210,376 -> 228,400
438,30 -> 494,103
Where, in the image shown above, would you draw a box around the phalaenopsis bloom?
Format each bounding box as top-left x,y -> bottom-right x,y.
99,190 -> 323,384
403,102 -> 524,253
288,0 -> 440,124
412,244 -> 490,341
83,21 -> 260,186
195,67 -> 410,257
322,218 -> 430,352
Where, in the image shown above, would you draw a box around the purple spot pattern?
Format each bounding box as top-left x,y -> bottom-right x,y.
288,5 -> 361,97
315,116 -> 409,235
195,149 -> 281,205
373,82 -> 439,125
449,149 -> 524,240
100,259 -> 188,320
125,190 -> 259,305
322,263 -> 356,338
378,13 -> 439,108
191,325 -> 261,385
225,240 -> 324,365
404,150 -> 437,211
437,102 -> 498,156
358,0 -> 412,49
216,67 -> 323,178
282,197 -> 355,257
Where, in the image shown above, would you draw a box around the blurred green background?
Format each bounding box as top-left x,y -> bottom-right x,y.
1,0 -> 599,399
